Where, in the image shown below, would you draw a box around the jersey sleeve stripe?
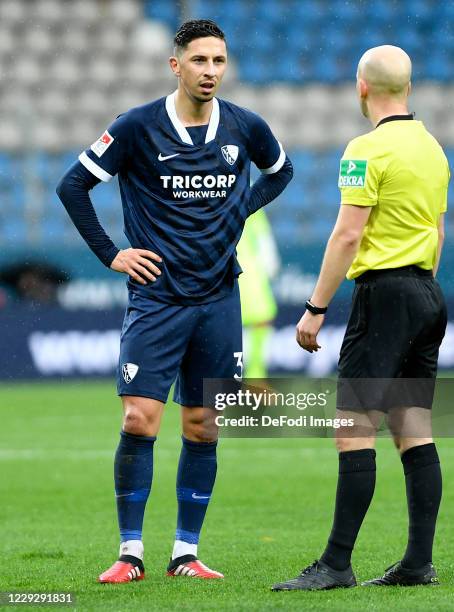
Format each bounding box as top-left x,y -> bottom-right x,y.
260,142 -> 286,175
78,151 -> 113,182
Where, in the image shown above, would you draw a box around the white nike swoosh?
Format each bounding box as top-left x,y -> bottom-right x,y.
115,492 -> 134,498
192,493 -> 210,499
158,153 -> 180,161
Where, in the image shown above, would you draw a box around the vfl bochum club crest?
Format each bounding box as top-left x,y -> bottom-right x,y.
221,145 -> 239,165
122,363 -> 139,384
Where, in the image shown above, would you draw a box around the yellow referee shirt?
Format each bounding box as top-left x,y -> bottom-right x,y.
338,116 -> 450,279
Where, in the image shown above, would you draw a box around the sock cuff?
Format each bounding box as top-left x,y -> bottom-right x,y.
120,430 -> 156,448
339,448 -> 376,473
401,443 -> 439,475
181,435 -> 218,454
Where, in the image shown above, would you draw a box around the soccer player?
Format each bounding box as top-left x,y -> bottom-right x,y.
237,209 -> 280,378
57,19 -> 292,583
272,45 -> 448,591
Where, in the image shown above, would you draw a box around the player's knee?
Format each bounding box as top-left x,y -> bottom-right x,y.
183,416 -> 218,443
335,434 -> 375,453
122,399 -> 160,435
396,437 -> 433,455
335,437 -> 355,452
123,408 -> 149,435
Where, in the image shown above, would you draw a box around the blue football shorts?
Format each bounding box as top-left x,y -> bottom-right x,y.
117,281 -> 243,406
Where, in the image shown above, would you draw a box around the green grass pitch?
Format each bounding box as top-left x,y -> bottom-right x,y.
2,381 -> 454,611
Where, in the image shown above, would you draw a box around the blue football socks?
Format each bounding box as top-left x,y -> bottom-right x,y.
114,431 -> 155,545
173,436 -> 218,559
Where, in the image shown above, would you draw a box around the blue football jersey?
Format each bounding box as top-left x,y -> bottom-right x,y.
79,91 -> 286,305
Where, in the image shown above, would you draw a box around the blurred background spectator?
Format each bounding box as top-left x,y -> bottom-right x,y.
0,261 -> 69,304
237,209 -> 280,378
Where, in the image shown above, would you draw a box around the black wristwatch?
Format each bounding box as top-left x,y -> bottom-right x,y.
305,300 -> 328,315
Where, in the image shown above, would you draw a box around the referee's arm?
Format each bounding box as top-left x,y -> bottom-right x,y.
433,213 -> 445,277
296,204 -> 371,352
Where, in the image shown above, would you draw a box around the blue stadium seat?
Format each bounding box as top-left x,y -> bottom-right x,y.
283,181 -> 308,210
239,53 -> 271,84
142,0 -> 454,85
0,154 -> 18,190
438,1 -> 454,21
366,0 -> 400,25
10,183 -> 27,211
327,0 -> 362,24
311,54 -> 339,83
255,0 -> 286,22
425,52 -> 452,81
397,29 -> 423,56
58,150 -> 82,177
296,0 -> 327,25
41,216 -> 68,240
144,0 -> 179,30
1,217 -> 28,242
91,183 -> 119,213
7,143 -> 453,251
405,0 -> 434,23
310,217 -> 333,239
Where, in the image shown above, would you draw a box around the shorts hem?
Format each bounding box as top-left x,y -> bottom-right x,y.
117,389 -> 169,403
173,396 -> 204,407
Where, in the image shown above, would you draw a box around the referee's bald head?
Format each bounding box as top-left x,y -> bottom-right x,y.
356,45 -> 412,119
358,45 -> 411,96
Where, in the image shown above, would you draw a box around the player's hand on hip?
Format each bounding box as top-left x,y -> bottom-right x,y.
296,311 -> 324,352
110,248 -> 162,285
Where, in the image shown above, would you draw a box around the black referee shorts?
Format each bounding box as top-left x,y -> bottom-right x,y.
337,266 -> 447,411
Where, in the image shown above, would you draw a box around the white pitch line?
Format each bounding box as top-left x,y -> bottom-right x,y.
4,444 -> 448,461
0,450 -> 113,460
0,447 -> 323,461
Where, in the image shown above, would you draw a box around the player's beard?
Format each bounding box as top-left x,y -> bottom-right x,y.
194,94 -> 215,103
192,87 -> 217,104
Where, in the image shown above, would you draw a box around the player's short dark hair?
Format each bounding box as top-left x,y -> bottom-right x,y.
174,19 -> 225,52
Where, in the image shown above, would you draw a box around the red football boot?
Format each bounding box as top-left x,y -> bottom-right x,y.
167,555 -> 224,579
98,556 -> 145,583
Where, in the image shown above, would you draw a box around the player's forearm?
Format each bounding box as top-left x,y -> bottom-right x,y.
56,161 -> 120,268
247,156 -> 293,216
310,233 -> 360,307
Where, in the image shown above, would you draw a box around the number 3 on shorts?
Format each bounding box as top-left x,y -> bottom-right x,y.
233,351 -> 243,381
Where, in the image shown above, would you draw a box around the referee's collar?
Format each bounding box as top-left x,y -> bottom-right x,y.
376,113 -> 415,128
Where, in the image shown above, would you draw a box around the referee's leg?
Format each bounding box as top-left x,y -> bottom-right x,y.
319,409 -> 381,571
271,408 -> 380,591
385,276 -> 446,572
387,406 -> 442,571
319,278 -> 383,572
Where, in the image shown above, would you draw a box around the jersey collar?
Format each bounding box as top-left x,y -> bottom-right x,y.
165,91 -> 220,145
376,113 -> 414,128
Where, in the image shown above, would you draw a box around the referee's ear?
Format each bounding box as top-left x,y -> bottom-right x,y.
407,81 -> 412,96
358,78 -> 368,99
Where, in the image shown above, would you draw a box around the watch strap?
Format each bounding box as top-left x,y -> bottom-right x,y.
305,300 -> 328,315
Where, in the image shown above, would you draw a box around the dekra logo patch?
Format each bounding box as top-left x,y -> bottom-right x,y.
338,159 -> 368,187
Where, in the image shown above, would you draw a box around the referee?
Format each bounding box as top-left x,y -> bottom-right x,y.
272,45 -> 449,591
